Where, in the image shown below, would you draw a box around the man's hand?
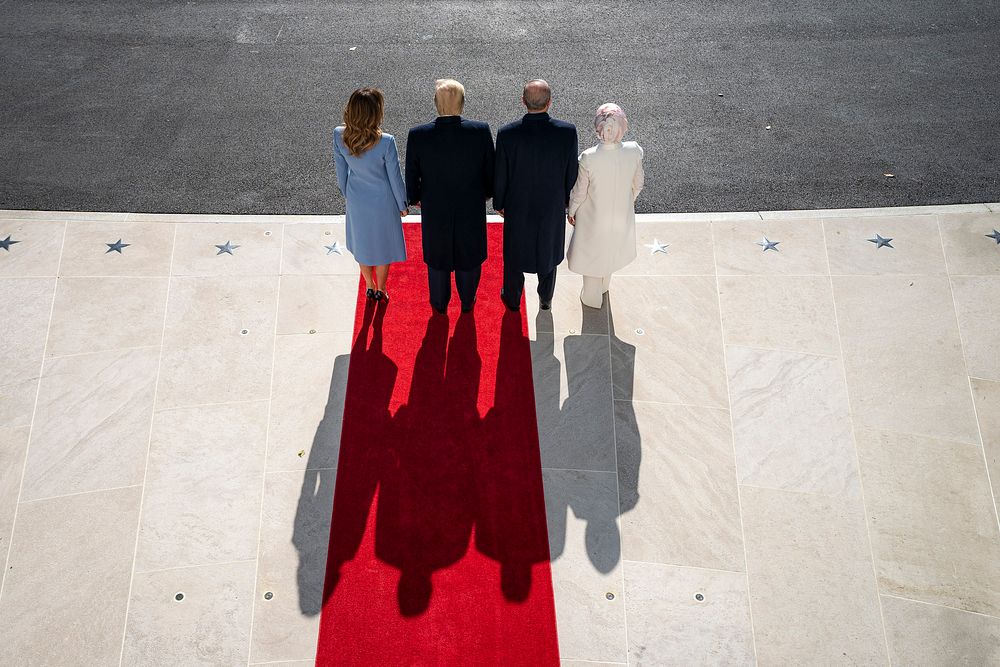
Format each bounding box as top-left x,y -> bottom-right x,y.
497,209 -> 504,218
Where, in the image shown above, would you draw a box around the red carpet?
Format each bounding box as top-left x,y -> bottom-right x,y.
316,223 -> 560,666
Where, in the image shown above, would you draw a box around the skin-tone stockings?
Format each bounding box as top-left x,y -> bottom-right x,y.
359,264 -> 390,293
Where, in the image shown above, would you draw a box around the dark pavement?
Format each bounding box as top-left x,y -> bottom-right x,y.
1,1 -> 997,214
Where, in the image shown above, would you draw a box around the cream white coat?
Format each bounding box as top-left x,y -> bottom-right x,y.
566,141 -> 645,277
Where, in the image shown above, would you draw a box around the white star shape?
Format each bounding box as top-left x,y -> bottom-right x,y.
324,241 -> 344,255
644,238 -> 669,255
755,236 -> 780,252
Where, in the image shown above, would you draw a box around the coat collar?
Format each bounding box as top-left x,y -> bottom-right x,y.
435,115 -> 462,125
522,112 -> 550,122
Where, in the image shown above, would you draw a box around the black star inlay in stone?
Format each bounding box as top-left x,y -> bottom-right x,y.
867,234 -> 893,249
105,239 -> 131,254
215,240 -> 241,255
986,229 -> 1000,245
0,235 -> 21,251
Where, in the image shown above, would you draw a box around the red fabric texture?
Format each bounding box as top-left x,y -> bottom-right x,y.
316,223 -> 560,666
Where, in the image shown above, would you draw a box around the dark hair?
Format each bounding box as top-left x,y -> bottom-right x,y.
342,87 -> 384,156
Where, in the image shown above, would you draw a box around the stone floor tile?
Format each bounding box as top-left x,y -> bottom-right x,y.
881,595 -> 1000,665
252,662 -> 314,667
21,347 -> 159,501
277,274 -> 359,335
171,222 -> 282,276
532,333 -> 615,472
268,333 -> 351,473
157,274 -> 278,409
939,211 -> 1000,276
122,560 -> 256,666
135,401 -> 267,572
250,469 -> 335,663
623,560 -> 754,665
727,346 -> 860,498
0,425 -> 29,575
46,276 -> 168,357
0,486 -> 141,665
615,400 -> 743,571
951,276 -> 1000,381
718,275 -> 839,356
824,215 -> 947,275
58,221 -> 176,276
543,468 -> 627,663
971,378 -> 1000,509
0,278 -> 54,420
622,221 -> 715,275
526,273 -> 610,337
712,218 -> 830,276
855,427 -> 1000,616
282,222 -> 358,275
0,220 -> 64,277
740,485 -> 887,665
833,275 -> 980,444
609,277 -> 727,408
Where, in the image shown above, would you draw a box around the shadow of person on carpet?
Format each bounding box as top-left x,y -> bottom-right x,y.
533,296 -> 640,574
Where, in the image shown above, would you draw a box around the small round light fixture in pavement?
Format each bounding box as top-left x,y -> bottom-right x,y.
635,328 -> 645,336
309,329 -> 316,334
264,591 -> 274,600
606,592 -> 615,601
241,329 -> 249,336
174,592 -> 185,602
264,230 -> 272,236
694,592 -> 705,602
325,231 -> 332,235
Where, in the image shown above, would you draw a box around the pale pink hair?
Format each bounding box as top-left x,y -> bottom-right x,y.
594,102 -> 628,144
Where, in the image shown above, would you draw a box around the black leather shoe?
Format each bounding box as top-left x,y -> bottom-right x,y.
500,290 -> 519,312
375,290 -> 389,304
365,288 -> 376,301
431,302 -> 447,315
461,298 -> 475,314
539,300 -> 552,311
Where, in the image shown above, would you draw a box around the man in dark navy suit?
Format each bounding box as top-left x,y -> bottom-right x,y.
493,79 -> 578,311
406,79 -> 495,314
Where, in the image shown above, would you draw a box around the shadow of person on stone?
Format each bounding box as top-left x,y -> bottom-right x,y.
292,346 -> 350,617
475,309 -> 555,602
533,295 -> 639,574
375,311 -> 479,616
312,298 -> 397,610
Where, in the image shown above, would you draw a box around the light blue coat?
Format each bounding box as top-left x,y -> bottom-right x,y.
333,127 -> 407,266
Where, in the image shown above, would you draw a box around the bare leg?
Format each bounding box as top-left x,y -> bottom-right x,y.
359,264 -> 376,290
375,264 -> 390,292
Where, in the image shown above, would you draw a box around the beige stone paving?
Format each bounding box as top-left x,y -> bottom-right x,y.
0,204 -> 998,665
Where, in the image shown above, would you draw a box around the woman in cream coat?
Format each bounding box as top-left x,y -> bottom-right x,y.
566,103 -> 644,308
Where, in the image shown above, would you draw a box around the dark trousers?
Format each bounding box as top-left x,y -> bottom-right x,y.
502,263 -> 557,306
428,265 -> 482,310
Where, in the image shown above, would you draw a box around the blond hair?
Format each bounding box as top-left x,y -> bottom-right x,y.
434,79 -> 465,116
342,87 -> 384,156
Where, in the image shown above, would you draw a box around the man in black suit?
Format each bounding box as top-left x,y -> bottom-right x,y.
493,79 -> 578,311
406,79 -> 495,314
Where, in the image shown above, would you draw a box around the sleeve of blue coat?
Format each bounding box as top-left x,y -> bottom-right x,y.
483,125 -> 496,200
332,131 -> 349,195
493,132 -> 507,211
384,135 -> 408,212
564,129 -> 579,206
404,130 -> 421,206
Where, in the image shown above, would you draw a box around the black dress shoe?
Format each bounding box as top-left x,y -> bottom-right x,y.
375,290 -> 389,304
460,299 -> 475,314
431,302 -> 447,315
539,300 -> 552,311
500,290 -> 519,312
365,288 -> 376,300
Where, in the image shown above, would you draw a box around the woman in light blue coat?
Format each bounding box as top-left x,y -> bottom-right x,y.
333,87 -> 408,303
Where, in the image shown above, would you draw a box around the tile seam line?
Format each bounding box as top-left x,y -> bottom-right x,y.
133,558 -> 258,577
709,219 -> 760,665
878,592 -> 1000,621
603,297 -> 630,664
723,343 -> 840,360
117,222 -> 178,667
622,558 -> 745,576
246,225 -> 286,665
18,484 -> 144,506
0,220 -> 67,602
822,217 -> 893,665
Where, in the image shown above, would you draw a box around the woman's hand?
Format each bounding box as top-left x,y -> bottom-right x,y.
567,215 -> 576,226
400,209 -> 408,217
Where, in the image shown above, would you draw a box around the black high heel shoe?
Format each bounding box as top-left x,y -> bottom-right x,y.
365,288 -> 376,301
375,290 -> 389,304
